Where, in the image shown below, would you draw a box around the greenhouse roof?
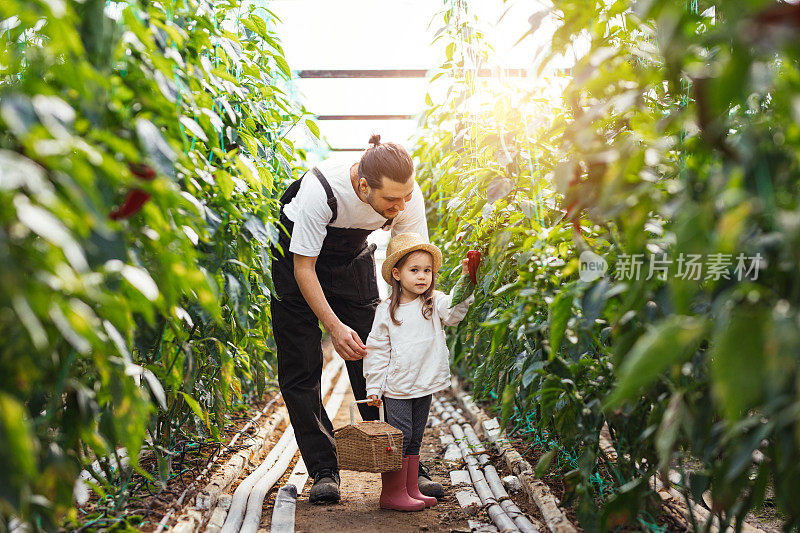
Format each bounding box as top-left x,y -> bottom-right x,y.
268,0 -> 546,158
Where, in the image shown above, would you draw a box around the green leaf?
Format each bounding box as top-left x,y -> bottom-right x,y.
235,154 -> 260,188
180,116 -> 209,142
0,94 -> 38,136
121,265 -> 159,301
14,196 -> 89,272
112,380 -> 149,472
548,291 -> 572,359
555,404 -> 578,441
244,14 -> 269,40
257,166 -> 274,190
0,150 -> 46,192
605,316 -> 708,409
141,368 -> 167,409
216,170 -> 234,199
243,214 -> 276,246
135,118 -> 176,177
179,391 -> 204,419
580,279 -> 608,327
451,274 -> 475,306
305,119 -> 320,138
655,393 -> 683,469
499,382 -> 516,430
601,477 -> 647,531
535,448 -> 557,478
32,94 -> 75,138
156,451 -> 170,485
275,55 -> 291,78
0,393 -> 37,508
225,272 -> 248,326
519,199 -> 537,221
522,359 -> 543,388
486,177 -> 513,204
710,307 -> 767,421
259,247 -> 276,296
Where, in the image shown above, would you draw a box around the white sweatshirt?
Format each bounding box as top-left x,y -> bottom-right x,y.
364,289 -> 474,399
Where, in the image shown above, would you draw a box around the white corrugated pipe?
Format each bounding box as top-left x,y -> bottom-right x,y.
268,484 -> 298,532
241,367 -> 349,533
219,357 -> 344,533
433,398 -> 540,533
461,423 -> 540,533
268,451 -> 311,532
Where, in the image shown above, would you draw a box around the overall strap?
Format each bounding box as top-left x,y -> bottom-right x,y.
311,167 -> 338,224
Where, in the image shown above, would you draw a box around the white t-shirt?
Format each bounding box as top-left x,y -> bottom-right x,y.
363,289 -> 474,400
282,157 -> 429,257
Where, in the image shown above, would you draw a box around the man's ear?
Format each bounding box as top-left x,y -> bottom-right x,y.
392,267 -> 401,281
359,177 -> 370,195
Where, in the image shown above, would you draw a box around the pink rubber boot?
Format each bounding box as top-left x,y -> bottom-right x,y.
405,455 -> 438,507
380,456 -> 425,511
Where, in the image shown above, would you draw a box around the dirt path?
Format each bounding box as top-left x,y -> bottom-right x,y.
259,387 -> 473,532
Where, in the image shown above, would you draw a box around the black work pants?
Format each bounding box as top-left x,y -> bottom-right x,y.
271,294 -> 380,477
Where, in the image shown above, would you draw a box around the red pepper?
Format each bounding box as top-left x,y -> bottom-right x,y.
565,199 -> 583,236
129,163 -> 156,181
109,164 -> 156,220
109,190 -> 151,220
466,250 -> 481,285
755,3 -> 800,27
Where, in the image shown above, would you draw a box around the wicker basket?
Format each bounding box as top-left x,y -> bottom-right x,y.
334,400 -> 403,473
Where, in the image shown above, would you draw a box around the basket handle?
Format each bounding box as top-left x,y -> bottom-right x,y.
350,399 -> 385,425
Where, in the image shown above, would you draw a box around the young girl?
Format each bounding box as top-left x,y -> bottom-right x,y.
363,232 -> 474,511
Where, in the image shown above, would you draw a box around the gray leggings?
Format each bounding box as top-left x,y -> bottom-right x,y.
383,395 -> 432,456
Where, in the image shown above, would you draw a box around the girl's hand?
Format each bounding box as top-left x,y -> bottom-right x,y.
460,257 -> 469,277
367,395 -> 382,407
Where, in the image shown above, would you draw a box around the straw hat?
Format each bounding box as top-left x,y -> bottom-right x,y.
381,232 -> 443,285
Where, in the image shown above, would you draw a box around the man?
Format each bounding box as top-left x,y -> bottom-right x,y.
270,135 -> 444,503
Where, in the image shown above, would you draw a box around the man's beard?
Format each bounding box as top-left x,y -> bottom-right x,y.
365,191 -> 398,220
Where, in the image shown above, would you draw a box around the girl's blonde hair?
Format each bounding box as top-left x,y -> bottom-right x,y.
388,250 -> 436,326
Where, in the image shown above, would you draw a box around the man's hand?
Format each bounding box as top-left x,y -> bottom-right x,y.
293,254 -> 368,360
460,257 -> 469,277
367,395 -> 382,407
329,320 -> 367,361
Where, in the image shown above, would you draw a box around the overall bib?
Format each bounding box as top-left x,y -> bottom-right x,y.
270,167 -> 382,477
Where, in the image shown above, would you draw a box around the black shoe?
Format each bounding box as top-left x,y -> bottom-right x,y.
309,468 -> 340,504
417,460 -> 444,499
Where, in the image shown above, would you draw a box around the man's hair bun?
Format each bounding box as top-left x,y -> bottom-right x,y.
359,135 -> 413,188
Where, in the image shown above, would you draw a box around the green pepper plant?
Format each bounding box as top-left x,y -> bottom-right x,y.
415,0 -> 800,529
0,0 -> 314,528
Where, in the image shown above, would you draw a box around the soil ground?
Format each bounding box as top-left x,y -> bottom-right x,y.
73,391 -> 282,532
74,337 -> 786,532
478,402 -> 785,533
75,381 -> 787,533
256,381 -> 548,533
260,387 -> 475,532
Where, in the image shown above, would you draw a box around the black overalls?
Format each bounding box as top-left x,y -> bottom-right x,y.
270,167 -> 382,477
